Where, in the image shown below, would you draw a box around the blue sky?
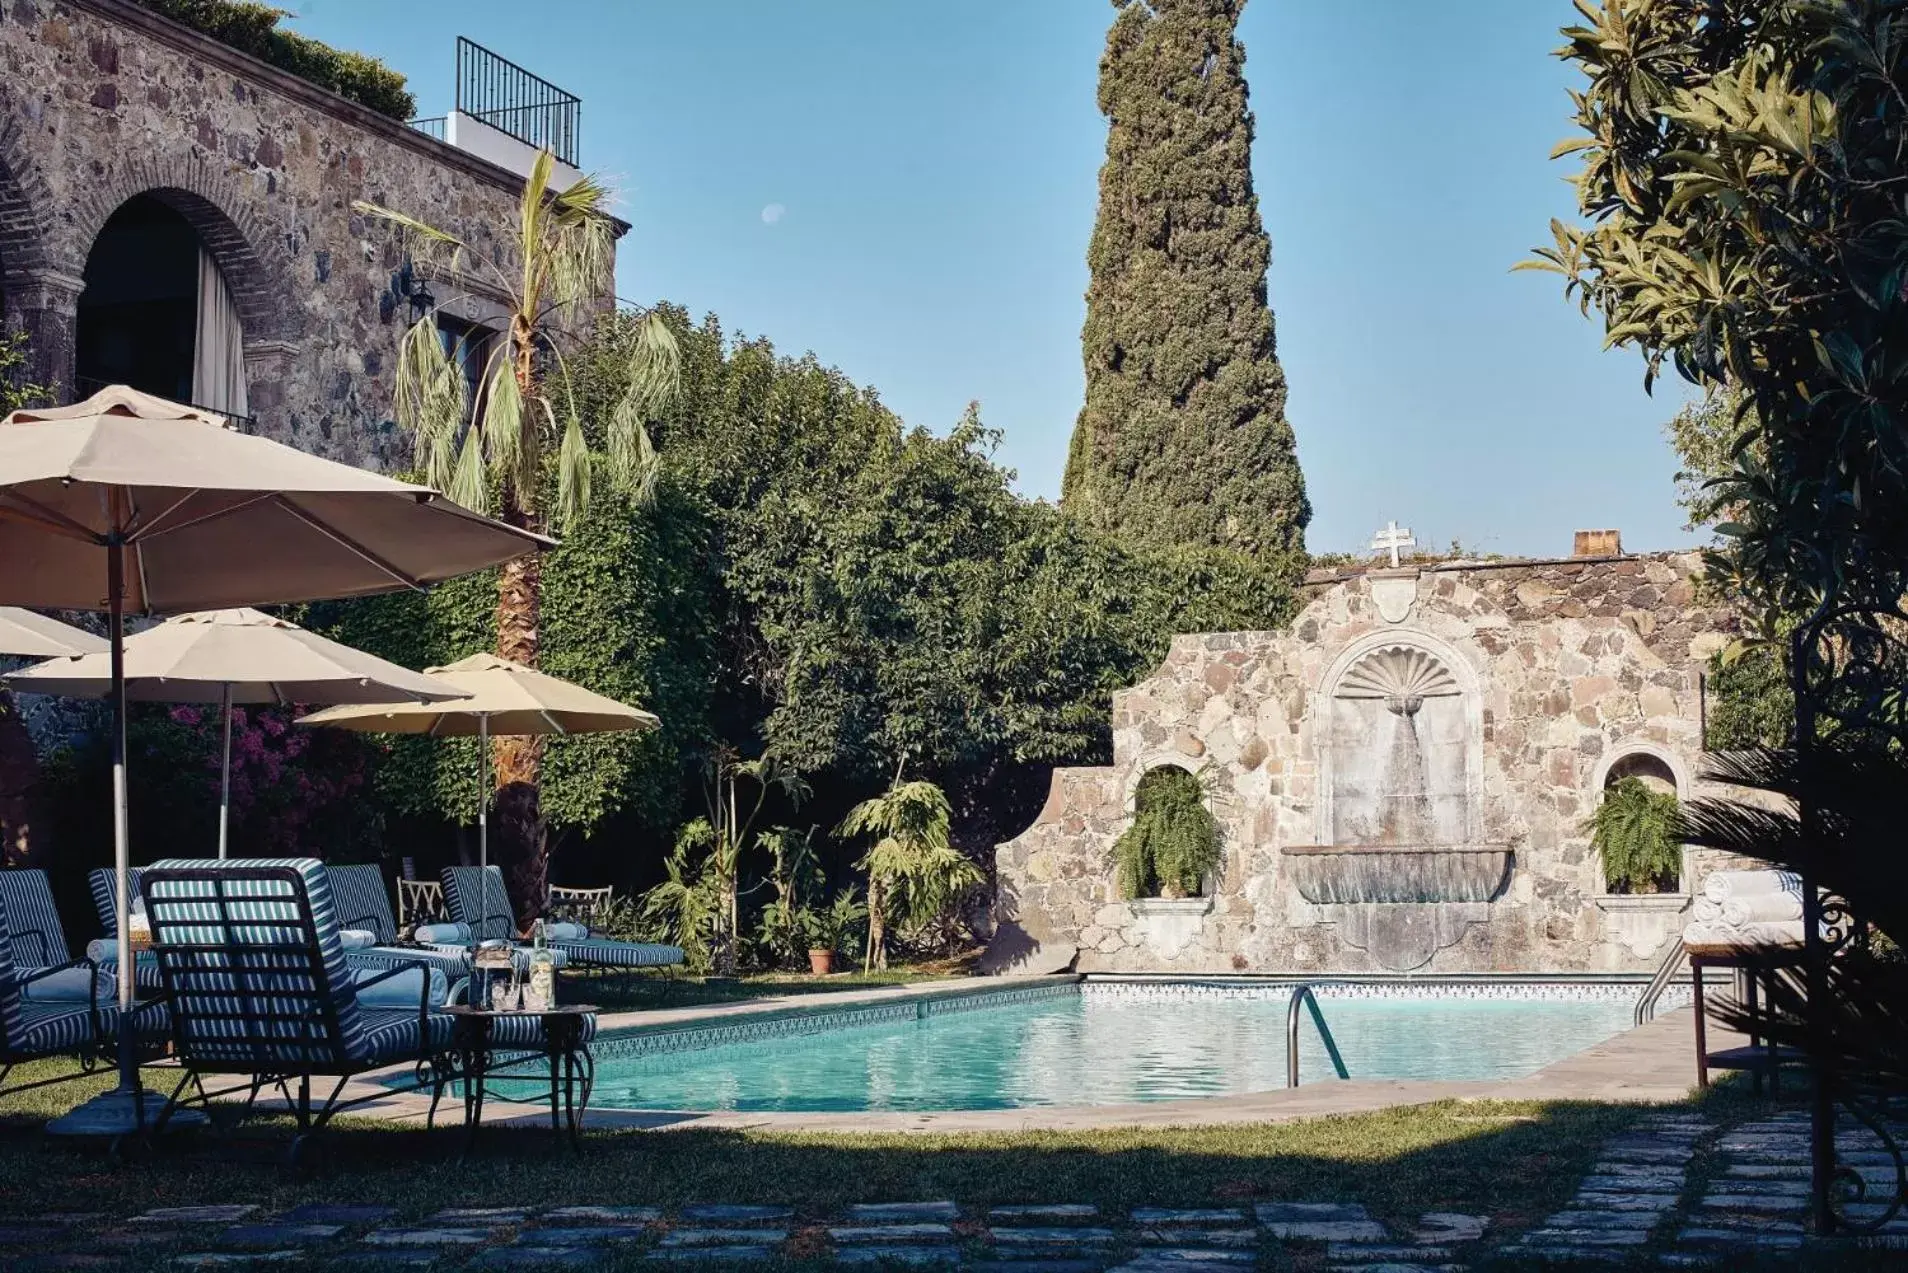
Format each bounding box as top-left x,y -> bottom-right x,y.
298,0 -> 1698,558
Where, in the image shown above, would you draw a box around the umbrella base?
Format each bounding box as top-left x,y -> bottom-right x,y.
45,1085 -> 209,1137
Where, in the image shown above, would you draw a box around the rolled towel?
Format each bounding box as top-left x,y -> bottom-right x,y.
85,939 -> 157,966
1684,919 -> 1806,947
337,928 -> 377,951
353,966 -> 449,1009
1691,898 -> 1723,924
1719,892 -> 1803,927
1702,869 -> 1802,904
413,921 -> 471,945
544,921 -> 589,941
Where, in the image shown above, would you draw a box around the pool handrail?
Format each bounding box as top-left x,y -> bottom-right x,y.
1286,983 -> 1350,1087
1634,941 -> 1687,1025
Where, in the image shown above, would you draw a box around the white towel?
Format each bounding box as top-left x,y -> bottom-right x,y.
1691,898 -> 1723,924
1683,919 -> 1806,947
337,929 -> 377,951
544,922 -> 589,941
1719,893 -> 1804,927
1702,869 -> 1802,904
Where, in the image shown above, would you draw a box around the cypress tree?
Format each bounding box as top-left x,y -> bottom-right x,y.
1063,0 -> 1308,558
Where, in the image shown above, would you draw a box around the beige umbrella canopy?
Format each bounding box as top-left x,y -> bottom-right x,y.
0,385 -> 549,1134
300,653 -> 659,864
0,607 -> 107,657
7,608 -> 470,857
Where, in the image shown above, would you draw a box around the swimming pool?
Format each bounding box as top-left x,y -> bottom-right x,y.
563,981 -> 1673,1114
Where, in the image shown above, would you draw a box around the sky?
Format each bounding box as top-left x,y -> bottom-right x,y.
294,0 -> 1700,559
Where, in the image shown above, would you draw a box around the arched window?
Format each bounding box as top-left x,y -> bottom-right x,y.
76,194 -> 248,416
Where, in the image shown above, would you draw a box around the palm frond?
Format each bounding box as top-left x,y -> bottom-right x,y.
449,421 -> 489,514
477,355 -> 524,503
353,200 -> 469,276
393,315 -> 465,493
555,397 -> 591,529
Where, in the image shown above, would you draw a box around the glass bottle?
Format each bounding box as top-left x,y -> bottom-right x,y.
526,919 -> 555,1012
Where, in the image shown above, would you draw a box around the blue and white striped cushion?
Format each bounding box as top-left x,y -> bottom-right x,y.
87,866 -> 147,936
441,867 -> 517,941
546,938 -> 683,969
357,1007 -> 455,1063
143,858 -> 376,1068
325,866 -> 399,943
480,1011 -> 597,1049
0,869 -> 69,968
17,997 -> 168,1053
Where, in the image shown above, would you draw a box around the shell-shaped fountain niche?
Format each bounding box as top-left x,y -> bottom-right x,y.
1285,638 -> 1511,969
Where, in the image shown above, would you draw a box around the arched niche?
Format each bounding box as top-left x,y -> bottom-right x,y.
1313,631 -> 1483,848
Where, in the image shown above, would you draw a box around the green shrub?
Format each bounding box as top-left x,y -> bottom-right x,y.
1587,777 -> 1683,894
1113,767 -> 1221,899
135,1 -> 415,120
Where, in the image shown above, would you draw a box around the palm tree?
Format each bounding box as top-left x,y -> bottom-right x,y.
837,779 -> 982,971
355,152 -> 679,905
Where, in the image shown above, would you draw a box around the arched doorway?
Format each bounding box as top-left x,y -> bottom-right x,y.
74,193 -> 249,416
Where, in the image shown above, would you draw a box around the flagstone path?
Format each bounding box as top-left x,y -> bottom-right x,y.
2,1198 -> 1489,1271
6,1106 -> 1908,1269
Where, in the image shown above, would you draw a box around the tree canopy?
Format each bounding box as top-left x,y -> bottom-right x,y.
1063,0 -> 1308,561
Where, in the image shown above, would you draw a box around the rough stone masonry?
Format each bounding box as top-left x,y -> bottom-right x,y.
996,547 -> 1745,975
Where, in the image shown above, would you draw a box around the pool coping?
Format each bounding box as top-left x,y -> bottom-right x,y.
327,974 -> 1736,1135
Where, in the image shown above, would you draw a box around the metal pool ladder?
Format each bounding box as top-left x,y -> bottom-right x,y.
1287,984 -> 1351,1087
1635,941 -> 1688,1025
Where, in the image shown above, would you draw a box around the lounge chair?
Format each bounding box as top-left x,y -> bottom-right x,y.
138,858 -> 456,1159
443,865 -> 682,971
6,867 -> 161,993
324,864 -> 475,988
0,870 -> 163,1101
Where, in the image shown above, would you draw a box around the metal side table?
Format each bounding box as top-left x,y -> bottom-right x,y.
446,1003 -> 596,1151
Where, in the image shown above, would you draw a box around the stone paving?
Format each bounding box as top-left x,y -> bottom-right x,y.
0,1198 -> 1495,1271
8,1106 -> 1908,1270
1503,1111 -> 1714,1264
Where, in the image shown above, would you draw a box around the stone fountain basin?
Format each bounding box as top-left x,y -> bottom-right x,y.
1283,843 -> 1512,904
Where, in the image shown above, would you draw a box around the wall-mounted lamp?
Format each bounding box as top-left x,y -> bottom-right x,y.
382,260 -> 437,325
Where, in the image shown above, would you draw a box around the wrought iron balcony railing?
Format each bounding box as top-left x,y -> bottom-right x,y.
454,38 -> 580,166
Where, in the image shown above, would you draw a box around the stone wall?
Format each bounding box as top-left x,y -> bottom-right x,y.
0,0 -> 545,468
995,552 -> 1745,975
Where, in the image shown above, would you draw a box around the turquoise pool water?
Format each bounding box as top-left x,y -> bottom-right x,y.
566,987 -> 1639,1113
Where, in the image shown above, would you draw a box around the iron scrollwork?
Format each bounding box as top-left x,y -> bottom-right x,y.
1792,598 -> 1908,1234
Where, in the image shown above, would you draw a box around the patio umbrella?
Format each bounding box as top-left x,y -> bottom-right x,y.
7,608 -> 470,857
298,653 -> 659,867
0,385 -> 549,1136
0,607 -> 108,657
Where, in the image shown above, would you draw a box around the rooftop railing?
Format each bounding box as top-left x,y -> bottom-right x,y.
454,37 -> 580,166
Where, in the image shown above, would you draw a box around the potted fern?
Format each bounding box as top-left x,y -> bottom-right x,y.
1114,767 -> 1222,899
1586,777 -> 1683,894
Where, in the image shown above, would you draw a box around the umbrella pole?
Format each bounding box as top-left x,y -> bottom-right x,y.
479,714 -> 489,869
217,685 -> 232,859
107,535 -> 138,1097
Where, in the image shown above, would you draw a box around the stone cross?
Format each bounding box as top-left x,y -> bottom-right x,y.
1371,521 -> 1416,569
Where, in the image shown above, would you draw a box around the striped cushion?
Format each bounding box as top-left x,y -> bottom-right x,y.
547,938 -> 683,969
18,997 -> 168,1053
345,943 -> 472,982
481,1010 -> 597,1049
142,858 -> 380,1069
87,867 -> 147,936
440,867 -> 517,941
358,1007 -> 454,1063
325,866 -> 399,943
0,869 -> 69,967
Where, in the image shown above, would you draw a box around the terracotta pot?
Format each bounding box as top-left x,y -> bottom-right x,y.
807,948 -> 835,976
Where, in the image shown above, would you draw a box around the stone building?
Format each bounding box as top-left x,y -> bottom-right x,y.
0,0 -> 599,468
995,532 -> 1739,975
